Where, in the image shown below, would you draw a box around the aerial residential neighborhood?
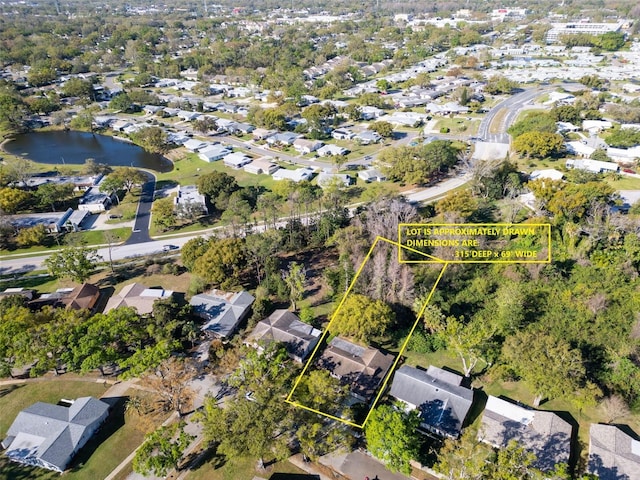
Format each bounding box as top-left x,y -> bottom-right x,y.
2,0 -> 640,479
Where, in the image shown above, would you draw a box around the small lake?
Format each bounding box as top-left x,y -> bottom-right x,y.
3,130 -> 173,173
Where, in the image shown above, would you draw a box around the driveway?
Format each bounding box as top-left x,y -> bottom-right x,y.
126,171 -> 156,245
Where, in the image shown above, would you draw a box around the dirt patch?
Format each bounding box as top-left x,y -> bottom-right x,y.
282,247 -> 338,308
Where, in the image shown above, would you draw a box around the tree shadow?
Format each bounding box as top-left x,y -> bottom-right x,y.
67,396 -> 128,472
270,474 -> 320,480
0,383 -> 23,399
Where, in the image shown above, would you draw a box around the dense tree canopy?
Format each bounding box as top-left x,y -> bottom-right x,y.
376,140 -> 459,185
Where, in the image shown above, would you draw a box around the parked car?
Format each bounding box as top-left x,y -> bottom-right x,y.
162,244 -> 179,252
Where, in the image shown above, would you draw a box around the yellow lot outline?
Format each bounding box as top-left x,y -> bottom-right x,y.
397,222 -> 552,264
285,235 -> 448,429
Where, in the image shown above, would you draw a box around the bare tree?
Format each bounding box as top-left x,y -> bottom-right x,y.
139,357 -> 198,417
600,395 -> 630,423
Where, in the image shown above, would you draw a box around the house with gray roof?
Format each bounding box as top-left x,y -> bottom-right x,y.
317,337 -> 394,403
190,289 -> 254,338
2,397 -> 109,472
246,310 -> 321,362
390,365 -> 473,439
589,424 -> 640,480
479,395 -> 573,472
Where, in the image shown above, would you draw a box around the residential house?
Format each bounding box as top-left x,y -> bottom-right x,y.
479,395 -> 573,472
566,158 -> 619,174
78,184 -> 113,213
358,169 -> 386,183
1,397 -> 110,473
177,110 -> 200,122
61,283 -> 100,311
183,139 -> 209,152
174,185 -> 208,216
266,132 -> 300,146
111,119 -> 132,132
143,105 -> 163,115
588,424 -> 640,480
103,283 -> 173,315
529,169 -> 564,181
252,128 -> 276,140
244,157 -> 279,175
607,146 -> 640,163
317,172 -> 352,189
565,141 -> 595,158
199,144 -> 233,162
272,167 -> 315,183
582,120 -> 613,133
234,122 -> 255,134
390,365 -> 473,439
425,102 -> 469,115
190,289 -> 255,338
246,310 -> 322,362
317,337 -> 394,403
360,106 -> 385,120
354,131 -> 382,145
317,144 -> 349,157
6,209 -> 85,234
384,112 -> 428,127
332,128 -> 355,140
293,138 -> 324,154
223,152 -> 252,169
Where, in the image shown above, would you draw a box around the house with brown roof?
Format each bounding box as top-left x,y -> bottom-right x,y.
478,395 -> 573,472
589,424 -> 640,480
246,310 -> 322,362
103,283 -> 173,315
317,337 -> 394,403
61,283 -> 100,312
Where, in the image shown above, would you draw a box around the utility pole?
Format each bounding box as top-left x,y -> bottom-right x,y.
54,0 -> 61,15
203,0 -> 208,16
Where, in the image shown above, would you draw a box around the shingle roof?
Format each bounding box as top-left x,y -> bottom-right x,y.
589,424 -> 640,480
61,283 -> 99,311
246,310 -> 321,361
2,397 -> 109,472
318,337 -> 393,402
390,365 -> 473,438
104,282 -> 173,315
190,290 -> 254,338
479,396 -> 573,471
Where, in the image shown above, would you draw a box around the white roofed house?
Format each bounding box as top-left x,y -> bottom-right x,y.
199,144 -> 234,163
566,158 -> 619,174
1,397 -> 110,473
317,144 -> 349,157
360,106 -> 385,120
223,152 -> 252,169
183,139 -> 209,152
293,138 -> 324,155
272,167 -> 315,183
358,169 -> 386,183
565,141 -> 595,158
316,172 -> 352,189
174,185 -> 208,217
266,132 -> 301,146
354,131 -> 382,145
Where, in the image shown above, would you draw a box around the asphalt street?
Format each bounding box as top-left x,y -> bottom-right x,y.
125,171 -> 155,245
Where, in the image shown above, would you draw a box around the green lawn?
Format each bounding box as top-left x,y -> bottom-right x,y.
185,454 -> 307,480
0,381 -> 167,480
434,117 -> 479,135
605,175 -> 640,190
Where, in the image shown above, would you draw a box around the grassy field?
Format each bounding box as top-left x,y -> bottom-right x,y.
434,116 -> 479,135
0,381 -> 168,480
605,174 -> 640,190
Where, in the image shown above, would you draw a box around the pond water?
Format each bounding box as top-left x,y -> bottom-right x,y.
3,130 -> 173,173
